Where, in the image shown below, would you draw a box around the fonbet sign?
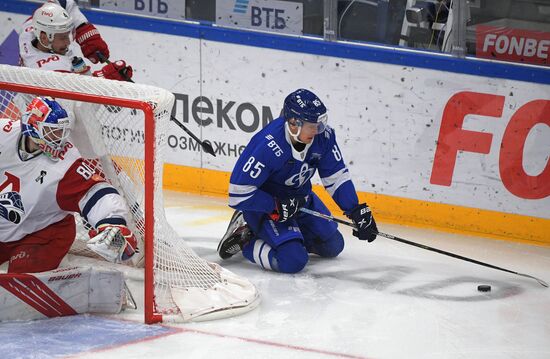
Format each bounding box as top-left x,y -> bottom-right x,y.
476,25 -> 550,66
432,92 -> 549,200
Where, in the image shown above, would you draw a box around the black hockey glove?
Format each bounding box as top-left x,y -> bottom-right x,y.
270,196 -> 308,222
347,203 -> 378,242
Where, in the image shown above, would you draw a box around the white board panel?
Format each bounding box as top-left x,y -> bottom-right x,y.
1,12 -> 548,219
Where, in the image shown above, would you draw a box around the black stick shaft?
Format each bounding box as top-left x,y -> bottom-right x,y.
170,116 -> 203,144
95,52 -> 216,156
169,117 -> 216,157
299,207 -> 548,288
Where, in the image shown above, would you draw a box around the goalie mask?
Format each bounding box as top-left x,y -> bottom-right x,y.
21,96 -> 73,160
283,89 -> 328,143
32,2 -> 72,50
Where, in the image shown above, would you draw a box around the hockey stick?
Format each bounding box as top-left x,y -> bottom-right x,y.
96,52 -> 216,156
299,207 -> 548,288
169,115 -> 216,157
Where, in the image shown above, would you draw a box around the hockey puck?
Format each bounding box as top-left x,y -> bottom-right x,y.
477,285 -> 491,292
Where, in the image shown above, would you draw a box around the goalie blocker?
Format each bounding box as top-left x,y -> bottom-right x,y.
0,266 -> 134,322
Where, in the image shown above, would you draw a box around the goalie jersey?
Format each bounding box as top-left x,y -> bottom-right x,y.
0,118 -> 128,243
228,117 -> 359,214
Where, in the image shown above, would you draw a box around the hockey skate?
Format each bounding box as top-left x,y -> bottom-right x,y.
217,210 -> 253,259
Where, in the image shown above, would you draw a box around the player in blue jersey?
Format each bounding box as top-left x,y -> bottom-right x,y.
217,89 -> 378,273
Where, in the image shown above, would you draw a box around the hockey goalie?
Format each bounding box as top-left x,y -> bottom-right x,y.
0,96 -> 136,321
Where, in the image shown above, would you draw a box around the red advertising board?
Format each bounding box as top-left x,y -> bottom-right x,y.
476,25 -> 550,66
430,91 -> 550,200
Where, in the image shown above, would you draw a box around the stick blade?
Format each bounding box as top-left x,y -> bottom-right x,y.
201,140 -> 216,157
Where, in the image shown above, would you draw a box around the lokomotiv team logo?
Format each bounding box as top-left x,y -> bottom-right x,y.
0,191 -> 25,224
0,172 -> 25,224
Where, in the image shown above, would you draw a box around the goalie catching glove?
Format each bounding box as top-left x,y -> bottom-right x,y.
75,23 -> 109,64
93,60 -> 133,81
269,195 -> 308,222
347,203 -> 378,242
87,224 -> 138,263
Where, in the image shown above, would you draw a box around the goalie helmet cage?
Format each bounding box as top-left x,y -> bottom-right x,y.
0,64 -> 259,324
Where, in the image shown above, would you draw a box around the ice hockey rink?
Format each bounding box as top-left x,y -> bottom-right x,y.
2,191 -> 550,359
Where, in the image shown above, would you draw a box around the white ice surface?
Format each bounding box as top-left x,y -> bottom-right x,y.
9,192 -> 550,359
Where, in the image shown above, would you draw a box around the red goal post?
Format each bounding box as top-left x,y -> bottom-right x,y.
0,64 -> 259,324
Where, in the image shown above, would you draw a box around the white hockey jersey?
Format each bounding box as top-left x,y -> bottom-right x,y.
19,0 -> 88,71
0,118 -> 128,243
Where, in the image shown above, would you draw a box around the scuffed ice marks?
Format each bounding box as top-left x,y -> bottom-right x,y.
310,266 -> 525,302
397,276 -> 523,301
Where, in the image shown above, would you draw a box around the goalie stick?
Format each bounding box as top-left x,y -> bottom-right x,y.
299,207 -> 549,288
96,52 -> 216,157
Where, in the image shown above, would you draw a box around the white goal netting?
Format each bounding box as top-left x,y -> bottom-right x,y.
0,64 -> 259,323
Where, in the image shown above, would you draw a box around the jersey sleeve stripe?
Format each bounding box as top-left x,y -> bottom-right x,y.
229,183 -> 258,196
78,182 -> 112,212
321,168 -> 352,196
81,187 -> 120,222
228,194 -> 254,207
96,217 -> 127,227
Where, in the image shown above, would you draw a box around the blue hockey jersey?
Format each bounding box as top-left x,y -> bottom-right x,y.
228,117 -> 359,214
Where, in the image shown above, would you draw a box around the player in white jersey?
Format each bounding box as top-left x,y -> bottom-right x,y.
0,96 -> 137,273
19,1 -> 133,80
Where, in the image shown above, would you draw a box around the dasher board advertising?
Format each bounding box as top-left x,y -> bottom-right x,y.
98,0 -> 186,20
216,0 -> 303,35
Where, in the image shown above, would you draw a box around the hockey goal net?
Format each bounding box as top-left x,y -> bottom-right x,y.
0,64 -> 259,323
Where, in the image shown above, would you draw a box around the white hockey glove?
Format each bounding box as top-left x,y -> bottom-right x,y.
87,224 -> 138,263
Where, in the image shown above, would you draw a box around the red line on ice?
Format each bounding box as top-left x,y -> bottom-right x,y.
69,322 -> 370,359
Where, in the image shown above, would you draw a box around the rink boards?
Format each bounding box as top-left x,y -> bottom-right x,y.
0,3 -> 548,245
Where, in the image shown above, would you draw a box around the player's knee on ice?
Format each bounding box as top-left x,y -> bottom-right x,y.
309,231 -> 345,258
275,240 -> 309,273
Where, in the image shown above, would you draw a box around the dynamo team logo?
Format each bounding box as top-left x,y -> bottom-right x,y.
284,163 -> 316,188
233,0 -> 250,14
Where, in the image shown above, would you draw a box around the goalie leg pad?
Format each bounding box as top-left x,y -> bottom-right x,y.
0,267 -> 128,322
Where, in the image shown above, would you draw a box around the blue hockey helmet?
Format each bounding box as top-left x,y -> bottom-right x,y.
21,96 -> 73,160
283,89 -> 328,134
